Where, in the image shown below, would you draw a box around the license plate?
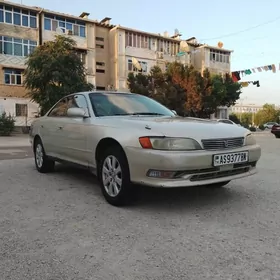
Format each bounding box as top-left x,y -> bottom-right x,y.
213,151 -> 248,167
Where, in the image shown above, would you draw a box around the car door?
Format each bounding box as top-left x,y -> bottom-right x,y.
59,94 -> 91,166
44,97 -> 69,159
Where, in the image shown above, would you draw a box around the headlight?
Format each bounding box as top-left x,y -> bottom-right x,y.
139,137 -> 202,151
245,134 -> 256,146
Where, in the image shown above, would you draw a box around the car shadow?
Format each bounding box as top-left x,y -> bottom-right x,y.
52,163 -> 246,212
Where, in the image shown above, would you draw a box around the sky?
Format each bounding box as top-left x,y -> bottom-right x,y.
12,0 -> 280,106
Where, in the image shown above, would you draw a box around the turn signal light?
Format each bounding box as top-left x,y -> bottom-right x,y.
139,137 -> 153,149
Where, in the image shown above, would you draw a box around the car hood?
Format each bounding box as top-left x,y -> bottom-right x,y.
100,116 -> 249,139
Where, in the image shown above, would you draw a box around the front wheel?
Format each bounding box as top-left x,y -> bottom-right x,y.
34,138 -> 55,173
98,146 -> 132,206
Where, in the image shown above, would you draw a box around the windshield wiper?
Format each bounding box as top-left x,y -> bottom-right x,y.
106,113 -> 165,116
131,112 -> 165,116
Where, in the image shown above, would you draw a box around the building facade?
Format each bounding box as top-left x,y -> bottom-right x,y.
0,1 -> 233,126
0,1 -> 113,126
108,26 -> 190,90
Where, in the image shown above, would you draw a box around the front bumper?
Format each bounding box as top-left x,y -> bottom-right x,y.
125,144 -> 261,188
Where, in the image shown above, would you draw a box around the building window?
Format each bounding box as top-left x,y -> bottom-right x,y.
96,86 -> 106,90
127,59 -> 148,73
96,37 -> 104,42
4,68 -> 23,85
44,14 -> 86,38
96,62 -> 105,67
15,104 -> 28,117
0,36 -> 37,56
96,69 -> 105,73
0,4 -> 37,28
76,51 -> 86,64
209,49 -> 230,63
125,32 -> 152,49
96,44 -> 104,49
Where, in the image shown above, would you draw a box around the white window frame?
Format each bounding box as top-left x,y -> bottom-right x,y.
4,68 -> 23,85
0,4 -> 37,28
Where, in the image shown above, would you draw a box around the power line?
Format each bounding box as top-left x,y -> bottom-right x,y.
200,16 -> 280,41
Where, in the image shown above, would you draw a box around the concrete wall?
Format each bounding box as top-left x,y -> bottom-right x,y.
0,97 -> 39,126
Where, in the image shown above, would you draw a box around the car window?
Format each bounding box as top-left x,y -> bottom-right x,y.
48,98 -> 68,117
89,93 -> 175,117
48,95 -> 88,117
67,95 -> 88,110
219,120 -> 234,124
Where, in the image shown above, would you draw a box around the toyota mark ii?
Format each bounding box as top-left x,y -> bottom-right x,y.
30,91 -> 261,206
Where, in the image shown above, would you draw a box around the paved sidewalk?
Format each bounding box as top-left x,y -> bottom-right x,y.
0,135 -> 30,148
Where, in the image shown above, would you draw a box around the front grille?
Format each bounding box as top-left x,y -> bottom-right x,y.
190,167 -> 250,182
201,137 -> 244,150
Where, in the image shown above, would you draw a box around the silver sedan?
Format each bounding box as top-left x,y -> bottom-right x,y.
30,91 -> 261,206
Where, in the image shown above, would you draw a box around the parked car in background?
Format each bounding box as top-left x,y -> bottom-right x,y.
271,124 -> 280,138
30,91 -> 261,206
263,122 -> 278,129
216,119 -> 238,125
212,119 -> 241,126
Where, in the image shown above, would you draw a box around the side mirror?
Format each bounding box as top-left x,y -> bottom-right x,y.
67,107 -> 89,118
171,110 -> 178,115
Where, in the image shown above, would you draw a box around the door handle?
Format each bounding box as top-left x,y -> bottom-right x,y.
41,125 -> 44,128
58,126 -> 63,130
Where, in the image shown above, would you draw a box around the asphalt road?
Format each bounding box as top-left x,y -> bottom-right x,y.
0,134 -> 279,280
0,146 -> 32,160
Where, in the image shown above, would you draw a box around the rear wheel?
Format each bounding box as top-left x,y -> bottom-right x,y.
34,138 -> 55,173
206,181 -> 230,188
98,146 -> 133,206
275,134 -> 280,139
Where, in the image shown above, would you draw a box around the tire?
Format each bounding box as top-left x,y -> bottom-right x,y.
275,134 -> 280,139
98,145 -> 132,206
206,181 -> 230,188
34,138 -> 55,173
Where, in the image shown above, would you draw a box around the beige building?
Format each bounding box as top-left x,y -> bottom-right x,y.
0,0 -> 113,125
0,0 -> 233,126
108,26 -> 190,90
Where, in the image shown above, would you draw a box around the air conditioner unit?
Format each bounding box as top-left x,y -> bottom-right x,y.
67,30 -> 73,35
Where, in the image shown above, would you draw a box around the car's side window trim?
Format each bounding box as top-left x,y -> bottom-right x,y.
47,97 -> 68,118
69,94 -> 92,118
47,94 -> 92,118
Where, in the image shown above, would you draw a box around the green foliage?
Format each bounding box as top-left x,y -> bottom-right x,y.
259,124 -> 265,130
127,62 -> 241,117
229,113 -> 241,124
24,35 -> 94,115
249,126 -> 257,132
240,112 -> 253,127
254,103 -> 280,125
0,112 -> 15,136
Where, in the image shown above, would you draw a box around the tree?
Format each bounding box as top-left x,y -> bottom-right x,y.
254,104 -> 279,125
229,113 -> 241,124
0,112 -> 15,136
24,35 -> 93,115
240,112 -> 253,127
127,62 -> 241,118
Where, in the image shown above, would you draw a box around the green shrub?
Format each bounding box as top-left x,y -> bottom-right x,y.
249,126 -> 257,132
259,124 -> 265,130
0,112 -> 15,136
242,123 -> 249,129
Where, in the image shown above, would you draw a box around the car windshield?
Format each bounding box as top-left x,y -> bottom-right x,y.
88,93 -> 175,117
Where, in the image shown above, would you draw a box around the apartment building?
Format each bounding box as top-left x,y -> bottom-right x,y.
0,1 -> 234,125
183,37 -> 232,75
231,104 -> 263,114
108,26 -> 190,90
0,0 -> 113,126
